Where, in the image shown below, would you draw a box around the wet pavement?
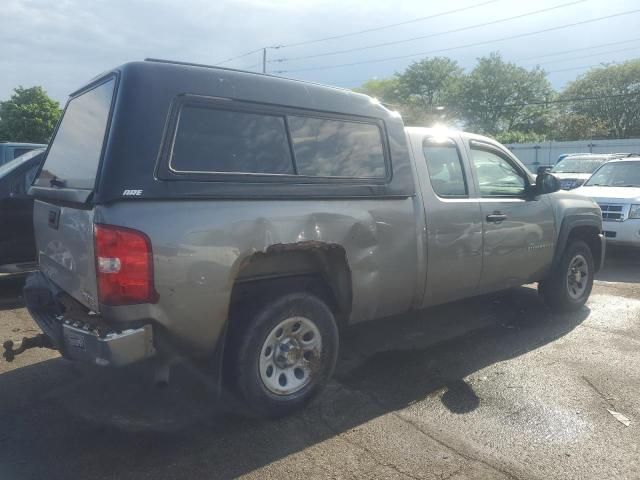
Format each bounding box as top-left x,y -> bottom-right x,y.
0,246 -> 639,479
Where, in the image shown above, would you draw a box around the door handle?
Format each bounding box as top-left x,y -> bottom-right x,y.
48,209 -> 60,229
486,213 -> 507,223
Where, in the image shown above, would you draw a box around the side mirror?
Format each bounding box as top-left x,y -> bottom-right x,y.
535,172 -> 561,195
537,165 -> 551,176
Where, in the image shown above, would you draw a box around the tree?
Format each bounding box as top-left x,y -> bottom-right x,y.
493,130 -> 547,144
560,60 -> 640,138
549,112 -> 609,141
0,86 -> 61,143
455,52 -> 554,135
356,77 -> 420,121
394,57 -> 464,125
356,77 -> 401,104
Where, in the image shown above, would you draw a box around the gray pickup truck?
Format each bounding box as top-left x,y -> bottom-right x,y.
11,60 -> 604,417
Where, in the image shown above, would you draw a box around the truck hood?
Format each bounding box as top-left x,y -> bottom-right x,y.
573,186 -> 640,203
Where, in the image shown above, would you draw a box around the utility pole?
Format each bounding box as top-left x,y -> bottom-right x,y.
262,48 -> 267,74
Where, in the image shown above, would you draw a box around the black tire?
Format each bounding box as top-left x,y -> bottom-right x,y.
539,240 -> 594,312
231,292 -> 339,418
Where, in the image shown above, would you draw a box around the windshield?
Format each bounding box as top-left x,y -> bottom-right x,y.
34,78 -> 115,190
551,157 -> 607,174
585,161 -> 640,187
0,148 -> 44,178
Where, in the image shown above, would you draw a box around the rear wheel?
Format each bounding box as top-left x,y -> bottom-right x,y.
539,240 -> 594,312
231,292 -> 339,417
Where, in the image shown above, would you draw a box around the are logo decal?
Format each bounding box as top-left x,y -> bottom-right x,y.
122,189 -> 143,196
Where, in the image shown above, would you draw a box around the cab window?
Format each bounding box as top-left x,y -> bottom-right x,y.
470,147 -> 526,197
422,137 -> 467,197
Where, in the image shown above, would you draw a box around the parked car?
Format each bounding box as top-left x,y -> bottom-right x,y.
0,142 -> 46,167
574,157 -> 640,246
13,60 -> 604,417
0,148 -> 44,275
550,153 -> 632,190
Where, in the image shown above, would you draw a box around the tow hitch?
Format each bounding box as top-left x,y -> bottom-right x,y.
2,334 -> 57,362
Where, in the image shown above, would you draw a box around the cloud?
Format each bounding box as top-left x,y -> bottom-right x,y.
1,0 -> 639,102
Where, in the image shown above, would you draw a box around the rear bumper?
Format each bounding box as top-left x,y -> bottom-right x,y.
24,272 -> 156,366
602,219 -> 640,247
61,322 -> 154,366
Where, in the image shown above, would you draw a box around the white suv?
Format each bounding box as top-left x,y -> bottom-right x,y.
575,158 -> 640,246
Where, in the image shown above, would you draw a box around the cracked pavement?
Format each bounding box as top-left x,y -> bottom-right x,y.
0,246 -> 638,479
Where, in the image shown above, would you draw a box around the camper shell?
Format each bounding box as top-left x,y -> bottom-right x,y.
31,59 -> 414,205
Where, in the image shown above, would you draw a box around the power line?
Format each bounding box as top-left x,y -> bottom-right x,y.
251,41 -> 640,77
273,8 -> 640,74
498,91 -> 640,108
338,51 -> 639,89
214,47 -> 265,66
274,0 -> 501,49
270,0 -> 586,63
212,0 -> 500,66
546,61 -> 623,74
515,37 -> 640,61
238,63 -> 259,71
525,45 -> 640,66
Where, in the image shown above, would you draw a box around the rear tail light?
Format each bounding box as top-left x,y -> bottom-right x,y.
94,224 -> 158,305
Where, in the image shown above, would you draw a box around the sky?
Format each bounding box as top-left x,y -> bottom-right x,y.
1,0 -> 640,104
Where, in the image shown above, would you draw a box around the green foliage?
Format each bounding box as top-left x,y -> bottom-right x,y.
395,57 -> 463,125
356,77 -> 401,103
550,113 -> 609,141
357,55 -> 640,141
560,60 -> 640,138
0,86 -> 61,143
455,53 -> 554,135
493,131 -> 547,144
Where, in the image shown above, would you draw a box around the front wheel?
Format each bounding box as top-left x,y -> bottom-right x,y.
539,240 -> 594,312
231,292 -> 339,417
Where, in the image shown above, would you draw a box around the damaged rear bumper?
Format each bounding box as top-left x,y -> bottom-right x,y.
21,272 -> 156,367
60,322 -> 155,367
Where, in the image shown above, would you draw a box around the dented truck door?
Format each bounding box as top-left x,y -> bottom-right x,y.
408,129 -> 483,307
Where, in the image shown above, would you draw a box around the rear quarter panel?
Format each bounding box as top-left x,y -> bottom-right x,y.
95,198 -> 418,354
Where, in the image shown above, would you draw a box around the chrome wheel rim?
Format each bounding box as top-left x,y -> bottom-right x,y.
567,254 -> 589,300
259,316 -> 322,395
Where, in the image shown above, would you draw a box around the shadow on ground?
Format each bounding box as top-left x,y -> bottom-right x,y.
596,245 -> 640,283
0,286 -> 589,480
0,277 -> 26,311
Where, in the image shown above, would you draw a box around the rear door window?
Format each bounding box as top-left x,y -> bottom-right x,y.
35,78 -> 115,190
287,116 -> 386,178
171,106 -> 294,174
422,137 -> 467,197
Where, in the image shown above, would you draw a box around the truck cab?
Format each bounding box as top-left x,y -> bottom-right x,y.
406,127 -> 558,306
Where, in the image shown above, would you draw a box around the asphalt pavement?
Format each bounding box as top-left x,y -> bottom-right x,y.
0,246 -> 638,479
